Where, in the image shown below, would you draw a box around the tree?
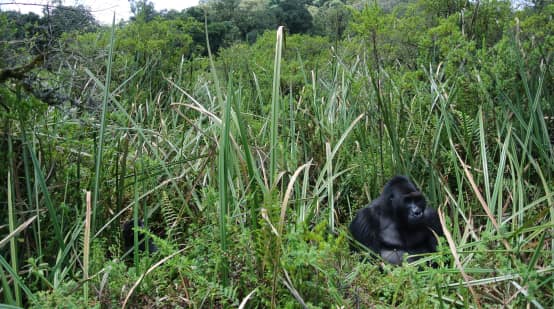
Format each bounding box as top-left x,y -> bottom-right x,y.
183,6 -> 206,22
421,0 -> 466,18
272,0 -> 314,34
313,0 -> 352,41
129,0 -> 158,22
234,0 -> 276,42
351,3 -> 389,68
42,5 -> 98,38
211,0 -> 240,22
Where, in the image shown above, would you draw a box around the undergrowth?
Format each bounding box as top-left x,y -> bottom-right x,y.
1,4 -> 553,308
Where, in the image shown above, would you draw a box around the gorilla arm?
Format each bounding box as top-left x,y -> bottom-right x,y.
349,205 -> 382,256
422,206 -> 444,251
351,209 -> 408,265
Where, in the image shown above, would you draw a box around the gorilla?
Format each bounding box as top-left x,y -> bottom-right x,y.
122,219 -> 158,257
349,176 -> 443,265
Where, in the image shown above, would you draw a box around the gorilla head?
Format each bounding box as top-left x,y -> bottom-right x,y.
349,176 -> 443,265
122,219 -> 158,257
384,177 -> 427,226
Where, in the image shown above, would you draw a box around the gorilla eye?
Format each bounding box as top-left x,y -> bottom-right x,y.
410,196 -> 424,204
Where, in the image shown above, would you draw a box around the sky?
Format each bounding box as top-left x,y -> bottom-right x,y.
0,0 -> 199,24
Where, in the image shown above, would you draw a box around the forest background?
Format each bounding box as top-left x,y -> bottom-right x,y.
0,0 -> 552,307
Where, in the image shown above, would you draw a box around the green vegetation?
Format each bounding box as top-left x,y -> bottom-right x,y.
0,0 -> 552,307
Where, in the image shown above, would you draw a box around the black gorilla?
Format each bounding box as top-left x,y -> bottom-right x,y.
349,176 -> 443,265
122,219 -> 158,257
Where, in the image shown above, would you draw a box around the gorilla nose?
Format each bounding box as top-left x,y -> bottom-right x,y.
412,208 -> 423,217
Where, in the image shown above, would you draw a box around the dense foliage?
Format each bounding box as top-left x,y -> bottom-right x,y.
1,0 -> 552,307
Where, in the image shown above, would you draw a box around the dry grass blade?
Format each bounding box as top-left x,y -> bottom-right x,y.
438,207 -> 481,308
166,79 -> 223,126
171,102 -> 222,124
281,269 -> 308,309
510,281 -> 544,309
326,143 -> 334,232
0,215 -> 37,249
238,288 -> 258,309
261,208 -> 279,236
122,248 -> 187,309
83,191 -> 92,302
446,267 -> 553,288
278,161 -> 312,235
450,138 -> 512,251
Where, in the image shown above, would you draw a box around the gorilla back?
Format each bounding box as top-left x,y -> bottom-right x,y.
349,176 -> 443,265
122,219 -> 158,258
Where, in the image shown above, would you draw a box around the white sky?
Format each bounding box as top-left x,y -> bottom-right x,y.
0,0 -> 199,24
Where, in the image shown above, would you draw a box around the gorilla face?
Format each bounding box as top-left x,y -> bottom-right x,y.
403,193 -> 426,226
390,191 -> 426,226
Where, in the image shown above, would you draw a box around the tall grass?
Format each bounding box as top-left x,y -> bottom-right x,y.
2,25 -> 552,308
423,58 -> 553,305
91,15 -> 116,232
269,26 -> 284,187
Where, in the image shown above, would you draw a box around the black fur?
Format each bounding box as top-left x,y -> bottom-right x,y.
349,176 -> 443,265
122,219 -> 158,257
